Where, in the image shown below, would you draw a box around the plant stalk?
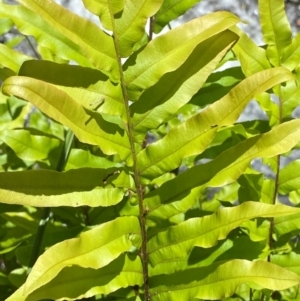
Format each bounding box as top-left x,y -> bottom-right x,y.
268,90 -> 283,263
108,6 -> 150,301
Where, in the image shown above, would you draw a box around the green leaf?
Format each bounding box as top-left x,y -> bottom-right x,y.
137,67 -> 293,181
232,27 -> 271,76
150,259 -> 300,301
19,60 -> 125,118
2,76 -> 131,159
25,254 -> 143,300
82,0 -> 125,31
1,129 -> 61,165
16,0 -> 118,80
149,235 -> 264,276
0,3 -> 93,67
130,30 -> 238,138
148,202 -> 300,266
272,252 -> 300,275
259,0 -> 292,66
65,149 -> 121,170
23,217 -> 140,296
153,0 -> 200,33
84,0 -> 162,57
124,11 -> 240,100
1,211 -> 38,233
145,119 -> 300,222
281,68 -> 300,118
237,173 -> 263,203
275,212 -> 300,237
0,17 -> 13,35
279,159 -> 300,193
282,32 -> 300,70
7,256 -> 142,301
190,66 -> 245,107
0,168 -> 125,207
0,44 -> 31,73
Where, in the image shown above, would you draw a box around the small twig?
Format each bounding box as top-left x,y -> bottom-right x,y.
149,16 -> 154,41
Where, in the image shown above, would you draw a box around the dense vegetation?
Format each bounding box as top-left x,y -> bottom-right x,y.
1,0 -> 300,300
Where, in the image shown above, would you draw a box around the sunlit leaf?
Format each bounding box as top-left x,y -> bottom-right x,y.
190,66 -> 245,107
124,11 -> 240,100
282,32 -> 300,70
150,259 -> 300,301
149,235 -> 264,276
84,0 -> 162,57
19,60 -> 125,118
0,3 -> 93,67
0,17 -> 13,35
25,255 -> 142,300
153,0 -> 200,33
1,129 -> 61,165
279,159 -> 300,193
23,217 -> 140,296
130,30 -> 238,138
259,0 -> 292,66
0,44 -> 32,73
16,0 -> 119,80
65,149 -> 121,170
272,252 -> 300,275
232,27 -> 271,76
2,76 -> 131,159
148,202 -> 300,266
137,67 -> 293,181
0,168 -> 125,207
145,119 -> 300,222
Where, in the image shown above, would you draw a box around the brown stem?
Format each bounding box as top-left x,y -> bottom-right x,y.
149,16 -> 154,41
108,4 -> 149,300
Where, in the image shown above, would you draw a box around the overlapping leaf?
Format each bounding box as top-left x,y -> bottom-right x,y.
19,60 -> 125,117
65,149 -> 121,170
7,254 -> 142,301
0,3 -> 92,67
148,202 -> 300,266
1,129 -> 61,165
137,67 -> 293,181
259,0 -> 292,66
153,0 -> 200,33
282,32 -> 300,70
10,217 -> 140,299
2,76 -> 131,159
130,30 -> 238,139
0,168 -> 124,207
124,11 -> 240,100
275,212 -> 300,237
150,259 -> 300,301
0,44 -> 32,73
190,66 -> 245,107
84,0 -> 162,57
16,0 -> 118,80
279,159 -> 300,193
232,27 -> 271,76
281,70 -> 300,118
272,252 -> 300,275
0,17 -> 13,35
145,119 -> 300,222
28,255 -> 142,301
149,235 -> 264,276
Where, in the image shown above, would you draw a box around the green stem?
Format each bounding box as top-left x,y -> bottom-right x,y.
27,130 -> 74,274
24,36 -> 41,60
268,90 -> 282,263
107,5 -> 149,300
